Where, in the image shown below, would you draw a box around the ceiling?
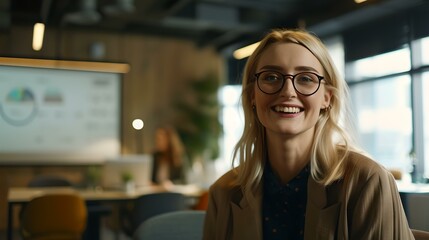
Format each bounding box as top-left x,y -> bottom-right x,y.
3,0 -> 427,54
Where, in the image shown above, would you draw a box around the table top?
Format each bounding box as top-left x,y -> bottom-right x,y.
8,184 -> 205,203
396,181 -> 429,194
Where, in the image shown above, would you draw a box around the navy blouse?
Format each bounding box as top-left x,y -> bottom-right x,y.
262,163 -> 310,240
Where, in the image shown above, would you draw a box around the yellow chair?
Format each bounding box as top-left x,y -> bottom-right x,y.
20,193 -> 87,240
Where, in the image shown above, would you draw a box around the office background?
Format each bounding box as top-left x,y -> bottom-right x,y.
1,0 -> 429,234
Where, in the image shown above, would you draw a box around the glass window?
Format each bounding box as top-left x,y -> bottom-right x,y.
324,36 -> 345,79
350,75 -> 412,172
346,48 -> 411,82
420,37 -> 429,65
423,72 -> 429,176
219,85 -> 243,170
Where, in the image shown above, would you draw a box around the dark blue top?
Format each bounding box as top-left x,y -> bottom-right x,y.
262,163 -> 310,240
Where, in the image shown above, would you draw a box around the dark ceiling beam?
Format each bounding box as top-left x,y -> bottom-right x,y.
0,0 -> 10,29
160,0 -> 194,18
308,0 -> 426,38
199,0 -> 299,12
200,25 -> 263,49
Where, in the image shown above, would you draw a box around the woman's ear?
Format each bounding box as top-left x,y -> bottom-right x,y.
322,89 -> 332,110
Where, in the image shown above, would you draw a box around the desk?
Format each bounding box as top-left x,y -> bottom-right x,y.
7,184 -> 204,240
397,181 -> 429,231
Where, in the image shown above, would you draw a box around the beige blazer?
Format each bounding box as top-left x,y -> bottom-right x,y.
203,151 -> 414,240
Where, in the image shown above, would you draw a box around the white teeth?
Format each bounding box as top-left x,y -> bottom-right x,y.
275,106 -> 301,113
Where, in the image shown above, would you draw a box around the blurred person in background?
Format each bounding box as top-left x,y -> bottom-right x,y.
151,125 -> 186,186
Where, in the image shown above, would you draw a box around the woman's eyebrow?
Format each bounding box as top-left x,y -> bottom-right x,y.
294,66 -> 320,73
258,65 -> 321,73
258,65 -> 283,71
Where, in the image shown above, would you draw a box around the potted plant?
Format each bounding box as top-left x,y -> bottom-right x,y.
121,171 -> 135,193
174,72 -> 223,180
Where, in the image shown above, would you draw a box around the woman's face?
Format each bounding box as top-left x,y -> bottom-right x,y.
253,42 -> 331,139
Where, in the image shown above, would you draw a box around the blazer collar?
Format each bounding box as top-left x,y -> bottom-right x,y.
229,175 -> 342,240
230,183 -> 263,239
304,176 -> 343,240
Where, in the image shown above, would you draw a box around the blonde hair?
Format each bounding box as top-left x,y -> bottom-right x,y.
232,28 -> 356,192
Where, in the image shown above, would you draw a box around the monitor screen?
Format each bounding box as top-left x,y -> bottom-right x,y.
101,154 -> 153,189
0,58 -> 126,164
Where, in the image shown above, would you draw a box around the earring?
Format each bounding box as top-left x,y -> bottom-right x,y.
323,105 -> 332,112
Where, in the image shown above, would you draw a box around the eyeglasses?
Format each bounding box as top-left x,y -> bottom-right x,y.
255,70 -> 325,96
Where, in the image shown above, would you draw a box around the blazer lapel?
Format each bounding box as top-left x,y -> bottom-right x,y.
304,177 -> 342,240
230,184 -> 263,240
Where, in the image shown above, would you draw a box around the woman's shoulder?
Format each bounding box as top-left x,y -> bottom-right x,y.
208,168 -> 242,198
210,168 -> 239,190
343,150 -> 392,181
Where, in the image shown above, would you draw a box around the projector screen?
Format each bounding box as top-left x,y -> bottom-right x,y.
0,58 -> 128,164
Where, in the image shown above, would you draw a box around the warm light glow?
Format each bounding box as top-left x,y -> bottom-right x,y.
233,42 -> 260,60
32,23 -> 45,51
132,119 -> 144,130
354,0 -> 367,3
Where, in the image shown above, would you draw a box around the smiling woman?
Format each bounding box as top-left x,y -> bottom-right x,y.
203,28 -> 415,240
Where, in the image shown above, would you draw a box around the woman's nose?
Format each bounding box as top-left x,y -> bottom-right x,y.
279,78 -> 297,98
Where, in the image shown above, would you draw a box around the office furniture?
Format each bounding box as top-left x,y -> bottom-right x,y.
0,174 -> 9,239
193,190 -> 209,210
133,210 -> 206,240
121,192 -> 188,237
412,229 -> 429,240
7,185 -> 203,240
28,175 -> 73,188
27,175 -> 112,240
20,193 -> 87,240
396,181 -> 429,231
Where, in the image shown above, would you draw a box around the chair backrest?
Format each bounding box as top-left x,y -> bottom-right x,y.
20,193 -> 87,240
412,229 -> 429,240
28,175 -> 72,188
122,192 -> 188,236
133,210 -> 206,240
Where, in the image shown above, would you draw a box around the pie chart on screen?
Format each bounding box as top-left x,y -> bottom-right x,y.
0,87 -> 38,126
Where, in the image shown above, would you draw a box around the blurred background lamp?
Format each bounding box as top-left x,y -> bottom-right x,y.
32,23 -> 45,51
233,41 -> 260,60
132,119 -> 144,130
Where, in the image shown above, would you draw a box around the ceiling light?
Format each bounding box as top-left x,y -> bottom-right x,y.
233,42 -> 260,60
354,0 -> 368,3
32,23 -> 45,51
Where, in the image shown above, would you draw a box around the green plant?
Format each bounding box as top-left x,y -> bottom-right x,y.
175,72 -> 223,163
121,171 -> 133,183
86,165 -> 101,186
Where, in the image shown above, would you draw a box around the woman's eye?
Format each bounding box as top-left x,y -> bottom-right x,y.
297,74 -> 315,83
263,74 -> 281,81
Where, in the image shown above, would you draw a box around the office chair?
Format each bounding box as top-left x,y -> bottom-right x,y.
121,192 -> 188,237
133,210 -> 206,240
193,190 -> 209,210
27,174 -> 112,240
20,193 -> 87,240
412,229 -> 429,240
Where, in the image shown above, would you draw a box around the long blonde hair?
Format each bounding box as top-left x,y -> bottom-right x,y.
232,28 -> 356,192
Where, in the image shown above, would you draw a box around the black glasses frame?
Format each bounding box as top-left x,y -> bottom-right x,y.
254,70 -> 325,96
